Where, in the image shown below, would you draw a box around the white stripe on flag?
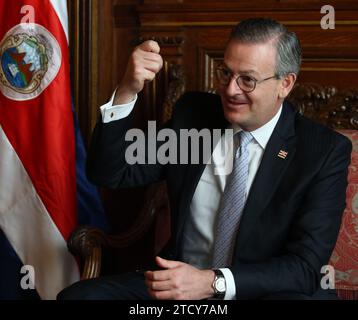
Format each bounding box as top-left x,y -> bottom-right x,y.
0,126 -> 79,299
50,0 -> 69,43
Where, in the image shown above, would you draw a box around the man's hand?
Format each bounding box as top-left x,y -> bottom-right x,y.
114,40 -> 163,105
144,256 -> 216,300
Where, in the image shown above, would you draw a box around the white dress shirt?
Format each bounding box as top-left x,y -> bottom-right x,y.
100,92 -> 282,300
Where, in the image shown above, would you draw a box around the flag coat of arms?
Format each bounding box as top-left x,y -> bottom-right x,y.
0,0 -> 106,299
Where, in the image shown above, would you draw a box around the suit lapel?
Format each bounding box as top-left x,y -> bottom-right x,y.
235,102 -> 298,250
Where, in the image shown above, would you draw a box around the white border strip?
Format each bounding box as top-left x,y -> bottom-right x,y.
50,0 -> 69,43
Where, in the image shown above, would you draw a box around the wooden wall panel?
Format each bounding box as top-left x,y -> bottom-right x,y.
70,0 -> 358,141
69,0 -> 142,145
137,1 -> 358,101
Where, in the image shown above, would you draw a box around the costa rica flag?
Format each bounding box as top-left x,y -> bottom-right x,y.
0,0 -> 107,299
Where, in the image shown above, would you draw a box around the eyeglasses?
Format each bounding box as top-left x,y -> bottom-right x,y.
216,66 -> 278,93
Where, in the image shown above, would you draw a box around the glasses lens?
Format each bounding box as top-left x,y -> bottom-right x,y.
237,75 -> 255,92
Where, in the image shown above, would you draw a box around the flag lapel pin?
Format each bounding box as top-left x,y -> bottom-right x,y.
278,150 -> 288,159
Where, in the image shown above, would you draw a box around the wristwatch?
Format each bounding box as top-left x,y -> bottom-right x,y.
212,269 -> 226,299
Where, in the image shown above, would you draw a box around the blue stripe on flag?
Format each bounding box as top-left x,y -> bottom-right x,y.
73,112 -> 109,231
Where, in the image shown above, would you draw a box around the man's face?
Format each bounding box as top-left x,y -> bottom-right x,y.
218,40 -> 285,131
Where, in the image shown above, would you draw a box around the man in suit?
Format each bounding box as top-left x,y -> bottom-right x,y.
58,18 -> 351,300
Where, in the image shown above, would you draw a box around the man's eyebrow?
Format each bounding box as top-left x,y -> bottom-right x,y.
221,63 -> 259,76
240,69 -> 259,76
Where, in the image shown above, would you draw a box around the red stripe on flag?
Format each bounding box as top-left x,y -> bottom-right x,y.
0,0 -> 76,239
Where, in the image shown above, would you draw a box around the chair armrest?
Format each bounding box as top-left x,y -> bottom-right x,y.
67,182 -> 169,279
68,226 -> 108,279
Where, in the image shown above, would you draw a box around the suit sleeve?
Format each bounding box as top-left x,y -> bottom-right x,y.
86,111 -> 169,189
232,135 -> 352,299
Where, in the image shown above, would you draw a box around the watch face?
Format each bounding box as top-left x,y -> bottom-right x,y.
216,278 -> 226,293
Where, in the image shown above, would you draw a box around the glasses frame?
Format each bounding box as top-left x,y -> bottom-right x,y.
216,66 -> 279,93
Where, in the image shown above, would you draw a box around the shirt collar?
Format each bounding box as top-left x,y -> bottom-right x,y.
231,104 -> 283,149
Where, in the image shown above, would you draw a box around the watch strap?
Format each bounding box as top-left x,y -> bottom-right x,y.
212,269 -> 226,299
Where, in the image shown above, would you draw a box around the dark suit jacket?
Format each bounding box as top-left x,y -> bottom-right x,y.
87,92 -> 352,299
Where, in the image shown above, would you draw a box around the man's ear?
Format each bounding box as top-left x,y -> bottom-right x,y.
278,73 -> 297,99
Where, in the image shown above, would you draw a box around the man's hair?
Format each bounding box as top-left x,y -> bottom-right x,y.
230,18 -> 302,77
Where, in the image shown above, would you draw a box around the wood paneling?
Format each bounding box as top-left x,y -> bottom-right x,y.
137,0 -> 358,99
69,0 -> 142,145
70,0 -> 358,139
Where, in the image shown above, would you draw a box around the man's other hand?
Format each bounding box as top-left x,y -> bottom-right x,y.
144,256 -> 216,300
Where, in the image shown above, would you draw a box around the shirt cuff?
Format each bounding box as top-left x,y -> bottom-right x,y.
220,268 -> 236,300
100,90 -> 137,123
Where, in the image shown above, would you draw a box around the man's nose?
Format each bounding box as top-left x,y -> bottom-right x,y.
225,77 -> 244,96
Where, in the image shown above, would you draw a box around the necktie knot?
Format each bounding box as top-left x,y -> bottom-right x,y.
238,130 -> 253,152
